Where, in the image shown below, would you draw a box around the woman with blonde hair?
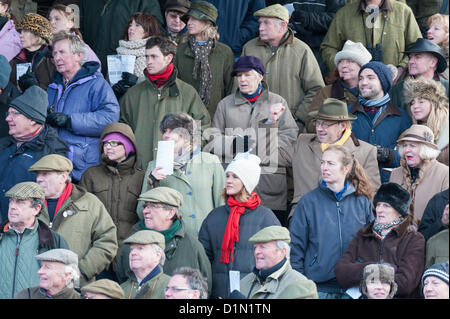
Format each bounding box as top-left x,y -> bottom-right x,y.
427,13 -> 449,80
404,77 -> 449,165
290,144 -> 375,299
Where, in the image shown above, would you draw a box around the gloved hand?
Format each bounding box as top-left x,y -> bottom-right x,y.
112,72 -> 138,98
376,145 -> 393,164
47,112 -> 72,129
18,68 -> 39,93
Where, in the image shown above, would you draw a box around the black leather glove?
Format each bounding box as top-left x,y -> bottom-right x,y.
47,112 -> 72,129
112,72 -> 138,98
18,68 -> 39,93
376,145 -> 393,164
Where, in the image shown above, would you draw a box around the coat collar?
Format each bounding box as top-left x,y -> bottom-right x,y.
255,28 -> 295,48
361,217 -> 413,238
349,101 -> 402,127
358,0 -> 392,13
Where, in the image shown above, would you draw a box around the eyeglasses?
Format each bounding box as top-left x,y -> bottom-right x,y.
314,120 -> 339,129
164,286 -> 193,293
5,111 -> 22,118
103,141 -> 123,147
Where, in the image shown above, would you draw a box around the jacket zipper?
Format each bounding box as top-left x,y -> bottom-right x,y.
336,202 -> 343,256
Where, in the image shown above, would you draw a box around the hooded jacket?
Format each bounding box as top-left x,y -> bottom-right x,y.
79,122 -> 145,251
0,18 -> 21,61
47,61 -> 120,181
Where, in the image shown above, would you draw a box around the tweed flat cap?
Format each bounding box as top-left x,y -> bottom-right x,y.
123,230 -> 166,250
254,4 -> 289,23
28,154 -> 73,173
5,182 -> 45,201
138,187 -> 183,208
35,248 -> 78,265
249,226 -> 291,244
81,279 -> 125,299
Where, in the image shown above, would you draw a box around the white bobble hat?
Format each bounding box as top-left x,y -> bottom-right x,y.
225,153 -> 261,193
334,40 -> 372,67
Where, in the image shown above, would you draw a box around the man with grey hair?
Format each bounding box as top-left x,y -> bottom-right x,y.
236,225 -> 318,299
0,182 -> 69,299
46,31 -> 120,182
15,248 -> 81,299
164,267 -> 208,299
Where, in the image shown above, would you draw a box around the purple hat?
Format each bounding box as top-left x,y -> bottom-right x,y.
102,133 -> 135,157
231,56 -> 266,77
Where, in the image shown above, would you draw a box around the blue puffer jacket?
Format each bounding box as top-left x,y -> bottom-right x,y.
47,62 -> 120,181
204,0 -> 265,58
289,180 -> 374,294
0,126 -> 69,222
348,101 -> 412,183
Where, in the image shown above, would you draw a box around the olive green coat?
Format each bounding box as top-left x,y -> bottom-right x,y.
320,0 -> 422,72
119,68 -> 211,170
15,287 -> 80,299
174,38 -> 235,118
425,229 -> 449,269
121,270 -> 170,299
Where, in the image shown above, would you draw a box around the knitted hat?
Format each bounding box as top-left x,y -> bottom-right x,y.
359,61 -> 393,94
403,77 -> 448,109
16,13 -> 53,43
0,54 -> 11,90
231,56 -> 266,77
360,263 -> 398,299
9,85 -> 48,124
102,132 -> 135,157
373,182 -> 412,217
334,40 -> 372,67
422,262 -> 449,287
225,152 -> 261,194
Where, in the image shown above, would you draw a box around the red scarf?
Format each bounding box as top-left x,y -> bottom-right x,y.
145,63 -> 174,87
45,182 -> 73,219
220,193 -> 261,264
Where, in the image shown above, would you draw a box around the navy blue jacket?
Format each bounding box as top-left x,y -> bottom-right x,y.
348,101 -> 412,182
0,126 -> 69,222
289,180 -> 374,293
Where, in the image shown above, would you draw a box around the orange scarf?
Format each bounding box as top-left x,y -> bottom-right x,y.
220,193 -> 261,264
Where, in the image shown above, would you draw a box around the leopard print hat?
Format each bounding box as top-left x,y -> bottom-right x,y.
16,13 -> 53,44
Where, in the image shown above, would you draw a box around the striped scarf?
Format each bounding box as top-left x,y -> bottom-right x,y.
358,93 -> 390,124
372,217 -> 403,239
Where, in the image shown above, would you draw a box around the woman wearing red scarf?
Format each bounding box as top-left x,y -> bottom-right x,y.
198,152 -> 280,299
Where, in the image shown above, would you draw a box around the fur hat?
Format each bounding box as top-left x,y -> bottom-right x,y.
225,152 -> 261,194
16,13 -> 52,43
373,183 -> 412,217
360,263 -> 398,299
403,77 -> 448,109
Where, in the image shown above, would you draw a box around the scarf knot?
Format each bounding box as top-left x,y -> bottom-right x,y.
145,63 -> 174,87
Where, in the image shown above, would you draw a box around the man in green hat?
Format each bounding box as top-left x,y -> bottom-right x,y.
119,230 -> 171,299
241,4 -> 325,132
281,98 -> 381,221
238,225 -> 318,299
116,187 -> 212,294
0,182 -> 69,298
29,154 -> 118,288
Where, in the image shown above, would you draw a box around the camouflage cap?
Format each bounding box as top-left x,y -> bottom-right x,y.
254,4 -> 289,23
123,230 -> 166,250
5,182 -> 45,201
138,187 -> 183,208
81,279 -> 125,299
249,226 -> 291,244
28,154 -> 73,173
35,248 -> 78,265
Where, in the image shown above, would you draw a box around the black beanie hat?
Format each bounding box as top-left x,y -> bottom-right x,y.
373,183 -> 412,217
9,85 -> 48,124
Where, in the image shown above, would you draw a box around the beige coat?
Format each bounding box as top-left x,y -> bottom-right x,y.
284,133 -> 381,218
390,159 -> 449,223
241,29 -> 325,126
204,84 -> 299,210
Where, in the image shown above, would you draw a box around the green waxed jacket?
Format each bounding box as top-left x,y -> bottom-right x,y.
121,270 -> 170,299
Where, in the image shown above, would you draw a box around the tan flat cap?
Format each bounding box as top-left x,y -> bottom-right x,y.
29,154 -> 73,173
123,230 -> 166,250
254,4 -> 289,23
81,279 -> 125,299
5,182 -> 45,201
35,248 -> 78,265
138,187 -> 183,208
249,226 -> 291,244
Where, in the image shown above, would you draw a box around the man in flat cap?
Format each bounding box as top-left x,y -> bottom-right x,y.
236,225 -> 318,299
81,279 -> 124,299
15,248 -> 81,299
163,0 -> 191,44
116,187 -> 211,294
0,182 -> 69,298
29,154 -> 118,287
120,230 -> 171,299
241,4 -> 324,132
0,85 -> 69,222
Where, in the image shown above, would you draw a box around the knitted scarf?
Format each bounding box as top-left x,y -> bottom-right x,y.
241,84 -> 263,104
15,125 -> 43,146
145,63 -> 174,87
188,36 -> 213,106
220,193 -> 261,264
140,219 -> 181,243
372,217 -> 404,239
358,93 -> 390,124
321,126 -> 352,152
116,37 -> 149,77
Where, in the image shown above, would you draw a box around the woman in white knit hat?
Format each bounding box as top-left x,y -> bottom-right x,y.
306,40 -> 372,132
198,152 -> 280,299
